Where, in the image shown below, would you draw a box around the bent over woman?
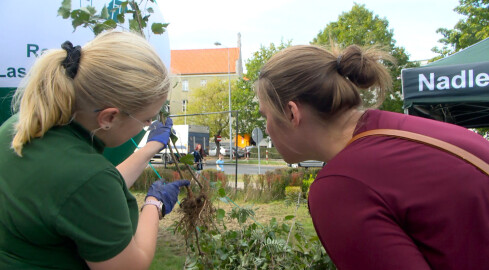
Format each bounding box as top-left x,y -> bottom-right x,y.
0,31 -> 189,269
255,44 -> 489,269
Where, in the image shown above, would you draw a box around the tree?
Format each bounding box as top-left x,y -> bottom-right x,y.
312,3 -> 418,113
233,41 -> 292,137
57,0 -> 168,36
183,79 -> 235,146
433,0 -> 489,57
178,42 -> 291,148
430,1 -> 489,136
233,79 -> 260,135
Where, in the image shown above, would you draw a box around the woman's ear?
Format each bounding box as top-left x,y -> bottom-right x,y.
287,101 -> 301,127
96,108 -> 120,130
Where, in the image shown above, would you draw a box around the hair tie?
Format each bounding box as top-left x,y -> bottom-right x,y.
336,55 -> 344,76
61,41 -> 81,79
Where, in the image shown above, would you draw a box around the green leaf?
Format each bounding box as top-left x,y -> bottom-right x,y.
218,188 -> 226,197
284,215 -> 295,221
121,1 -> 129,11
100,5 -> 109,19
147,7 -> 154,13
170,133 -> 178,144
93,24 -> 105,35
71,10 -> 91,29
238,212 -> 248,224
269,217 -> 277,226
93,20 -> 117,35
219,197 -> 229,203
216,209 -> 225,220
58,7 -> 71,19
117,13 -> 125,23
179,154 -> 194,165
219,253 -> 228,261
128,19 -> 139,32
228,231 -> 238,239
139,19 -> 147,29
58,0 -> 72,19
151,22 -> 167,34
60,0 -> 71,10
85,6 -> 97,15
103,20 -> 117,28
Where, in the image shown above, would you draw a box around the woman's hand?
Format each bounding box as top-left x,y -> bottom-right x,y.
146,179 -> 190,214
147,118 -> 173,150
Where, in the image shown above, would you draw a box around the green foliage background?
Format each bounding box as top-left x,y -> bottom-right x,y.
312,3 -> 419,113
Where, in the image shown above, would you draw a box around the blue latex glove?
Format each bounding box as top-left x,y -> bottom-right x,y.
147,117 -> 173,149
146,179 -> 190,214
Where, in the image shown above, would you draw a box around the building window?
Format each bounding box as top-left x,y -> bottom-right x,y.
200,79 -> 207,87
182,80 -> 189,91
182,100 -> 188,112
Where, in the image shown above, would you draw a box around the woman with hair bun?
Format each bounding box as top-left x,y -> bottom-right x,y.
256,44 -> 489,269
0,31 -> 189,269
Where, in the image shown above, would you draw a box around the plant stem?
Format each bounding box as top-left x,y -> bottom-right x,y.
170,140 -> 203,190
168,142 -> 193,196
285,191 -> 301,248
194,228 -> 204,256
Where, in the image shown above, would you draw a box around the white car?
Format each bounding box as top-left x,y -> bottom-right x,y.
151,145 -> 187,163
288,160 -> 325,168
209,146 -> 244,157
209,146 -> 228,156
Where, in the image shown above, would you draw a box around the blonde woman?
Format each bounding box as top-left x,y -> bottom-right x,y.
255,45 -> 489,269
0,31 -> 189,269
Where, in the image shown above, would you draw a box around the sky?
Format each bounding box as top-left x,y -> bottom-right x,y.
157,0 -> 463,64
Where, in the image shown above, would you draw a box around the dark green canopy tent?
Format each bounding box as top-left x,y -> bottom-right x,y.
402,38 -> 489,128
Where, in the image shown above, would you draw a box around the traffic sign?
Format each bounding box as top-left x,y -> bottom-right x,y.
216,135 -> 222,142
252,128 -> 263,144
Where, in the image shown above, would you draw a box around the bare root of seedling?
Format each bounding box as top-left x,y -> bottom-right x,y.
168,139 -> 216,258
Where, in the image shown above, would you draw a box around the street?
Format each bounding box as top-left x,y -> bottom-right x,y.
213,162 -> 285,175
152,160 -> 286,175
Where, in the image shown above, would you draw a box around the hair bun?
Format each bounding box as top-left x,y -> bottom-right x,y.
338,45 -> 393,90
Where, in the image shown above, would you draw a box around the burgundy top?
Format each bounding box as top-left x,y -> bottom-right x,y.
308,110 -> 489,270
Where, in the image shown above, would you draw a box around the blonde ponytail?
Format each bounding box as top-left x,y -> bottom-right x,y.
12,50 -> 76,156
11,31 -> 169,157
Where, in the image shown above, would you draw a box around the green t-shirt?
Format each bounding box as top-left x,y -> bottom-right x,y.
0,116 -> 138,269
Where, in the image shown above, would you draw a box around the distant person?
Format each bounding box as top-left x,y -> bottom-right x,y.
216,154 -> 225,172
193,143 -> 204,171
255,44 -> 489,269
0,31 -> 190,269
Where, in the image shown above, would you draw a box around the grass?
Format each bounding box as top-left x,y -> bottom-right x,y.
133,192 -> 316,269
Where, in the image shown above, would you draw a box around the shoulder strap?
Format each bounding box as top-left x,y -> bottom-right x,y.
348,129 -> 489,176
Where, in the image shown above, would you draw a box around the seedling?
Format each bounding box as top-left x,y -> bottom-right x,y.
160,104 -> 215,256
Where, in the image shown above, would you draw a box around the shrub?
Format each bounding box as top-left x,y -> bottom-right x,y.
131,166 -> 176,191
302,174 -> 315,196
132,164 -> 198,192
183,204 -> 337,269
243,174 -> 252,190
285,186 -> 301,197
290,171 -> 304,186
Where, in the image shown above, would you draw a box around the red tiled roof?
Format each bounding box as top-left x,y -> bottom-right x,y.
171,48 -> 240,75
